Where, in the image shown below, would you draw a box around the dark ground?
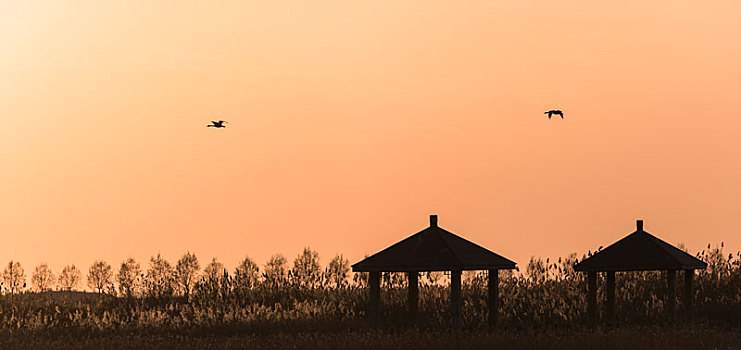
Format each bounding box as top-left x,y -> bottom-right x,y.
3,326 -> 741,350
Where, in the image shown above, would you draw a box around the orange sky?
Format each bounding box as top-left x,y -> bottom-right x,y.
2,1 -> 741,278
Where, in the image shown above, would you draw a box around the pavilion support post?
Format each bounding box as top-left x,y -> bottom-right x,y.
684,269 -> 693,321
369,271 -> 381,327
488,269 -> 499,328
606,271 -> 615,327
587,271 -> 597,328
408,271 -> 418,325
667,269 -> 677,325
451,269 -> 462,329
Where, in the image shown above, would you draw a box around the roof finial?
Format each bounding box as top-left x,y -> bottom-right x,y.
430,215 -> 438,227
637,219 -> 643,231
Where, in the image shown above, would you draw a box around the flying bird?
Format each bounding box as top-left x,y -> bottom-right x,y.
207,120 -> 228,128
544,110 -> 564,119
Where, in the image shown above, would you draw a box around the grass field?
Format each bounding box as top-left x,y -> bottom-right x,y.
1,246 -> 740,349
3,327 -> 741,350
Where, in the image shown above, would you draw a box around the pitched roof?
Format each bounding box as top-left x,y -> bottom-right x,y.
574,220 -> 707,272
352,215 -> 516,272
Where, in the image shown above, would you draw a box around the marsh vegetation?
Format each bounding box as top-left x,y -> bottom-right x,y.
1,245 -> 740,349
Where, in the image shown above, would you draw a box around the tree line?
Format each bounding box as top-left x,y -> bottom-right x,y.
0,247 -> 351,297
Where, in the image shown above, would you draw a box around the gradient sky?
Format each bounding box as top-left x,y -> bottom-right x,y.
2,1 -> 741,278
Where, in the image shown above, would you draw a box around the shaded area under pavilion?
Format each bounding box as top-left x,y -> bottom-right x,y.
352,215 -> 516,328
574,219 -> 707,326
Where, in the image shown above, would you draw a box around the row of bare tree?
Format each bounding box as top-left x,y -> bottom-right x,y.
0,247 -> 351,297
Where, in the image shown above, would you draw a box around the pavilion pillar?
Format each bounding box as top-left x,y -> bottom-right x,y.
451,269 -> 462,329
667,269 -> 677,324
684,269 -> 693,320
605,271 -> 615,326
488,269 -> 499,328
408,271 -> 419,325
587,271 -> 597,327
369,271 -> 381,326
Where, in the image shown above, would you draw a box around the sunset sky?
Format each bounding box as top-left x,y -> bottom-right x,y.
2,1 -> 741,279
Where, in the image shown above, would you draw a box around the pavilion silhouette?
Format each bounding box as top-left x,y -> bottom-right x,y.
574,219 -> 707,327
352,215 -> 516,328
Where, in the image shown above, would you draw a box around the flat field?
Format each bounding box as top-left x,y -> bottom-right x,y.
3,327 -> 741,350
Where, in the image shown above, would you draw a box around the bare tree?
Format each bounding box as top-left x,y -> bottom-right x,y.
327,254 -> 349,288
264,254 -> 287,287
175,252 -> 199,297
117,258 -> 141,297
199,257 -> 229,298
87,260 -> 113,294
31,263 -> 55,292
293,247 -> 321,287
59,264 -> 81,291
203,257 -> 225,281
145,253 -> 175,298
235,256 -> 260,289
2,261 -> 26,296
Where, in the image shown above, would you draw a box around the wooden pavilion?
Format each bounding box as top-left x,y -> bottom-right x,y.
352,215 -> 516,328
574,219 -> 707,326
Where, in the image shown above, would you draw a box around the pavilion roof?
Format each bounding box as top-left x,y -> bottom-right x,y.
574,220 -> 707,272
352,215 -> 516,272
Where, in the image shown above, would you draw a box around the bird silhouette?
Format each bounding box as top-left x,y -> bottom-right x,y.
544,110 -> 564,119
207,120 -> 228,128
